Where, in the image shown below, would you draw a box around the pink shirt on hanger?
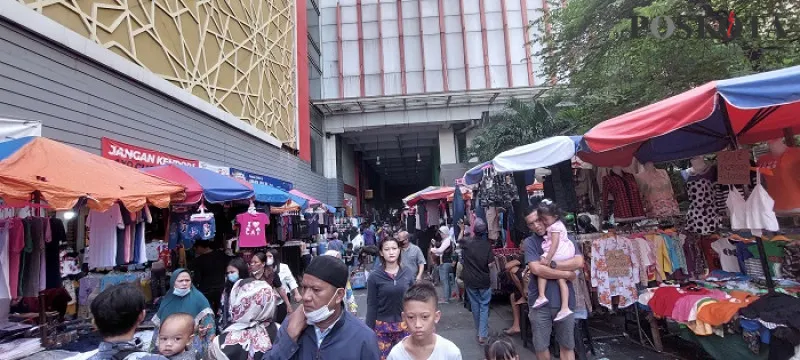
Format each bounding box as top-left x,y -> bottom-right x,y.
236,212 -> 269,248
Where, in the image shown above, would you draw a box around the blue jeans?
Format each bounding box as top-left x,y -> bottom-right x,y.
439,262 -> 454,301
467,287 -> 492,338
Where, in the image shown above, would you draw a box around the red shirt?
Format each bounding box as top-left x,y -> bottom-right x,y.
649,286 -> 711,318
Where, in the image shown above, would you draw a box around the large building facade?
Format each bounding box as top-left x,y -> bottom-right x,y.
0,0 -> 331,202
313,0 -> 549,210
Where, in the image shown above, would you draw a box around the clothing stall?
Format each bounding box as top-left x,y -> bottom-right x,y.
0,137 -> 185,358
574,65 -> 800,359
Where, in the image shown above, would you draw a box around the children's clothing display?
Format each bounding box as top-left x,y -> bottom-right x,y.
236,212 -> 269,248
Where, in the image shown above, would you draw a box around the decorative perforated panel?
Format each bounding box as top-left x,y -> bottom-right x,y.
20,0 -> 297,145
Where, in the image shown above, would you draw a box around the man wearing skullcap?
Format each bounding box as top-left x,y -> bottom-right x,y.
265,255 -> 380,359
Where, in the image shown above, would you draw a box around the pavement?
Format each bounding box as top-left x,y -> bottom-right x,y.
352,287 -> 702,359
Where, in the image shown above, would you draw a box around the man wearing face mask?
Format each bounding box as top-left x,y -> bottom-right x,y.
265,255 -> 381,360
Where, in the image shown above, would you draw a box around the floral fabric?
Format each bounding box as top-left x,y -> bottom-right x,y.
209,279 -> 276,360
590,236 -> 643,309
374,320 -> 408,360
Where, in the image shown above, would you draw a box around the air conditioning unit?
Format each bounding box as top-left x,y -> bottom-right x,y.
364,190 -> 374,200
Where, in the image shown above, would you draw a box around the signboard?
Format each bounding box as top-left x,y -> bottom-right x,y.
716,149 -> 751,185
230,167 -> 293,191
199,161 -> 230,176
101,137 -> 199,168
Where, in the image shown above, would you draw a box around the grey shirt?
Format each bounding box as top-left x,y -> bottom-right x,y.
524,234 -> 581,310
401,244 -> 426,276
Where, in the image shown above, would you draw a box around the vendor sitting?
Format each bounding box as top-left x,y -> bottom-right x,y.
88,283 -> 168,360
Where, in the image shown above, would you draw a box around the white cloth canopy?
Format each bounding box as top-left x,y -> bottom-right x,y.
492,136 -> 579,172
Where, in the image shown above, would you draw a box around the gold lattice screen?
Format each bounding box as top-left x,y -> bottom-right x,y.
20,0 -> 297,145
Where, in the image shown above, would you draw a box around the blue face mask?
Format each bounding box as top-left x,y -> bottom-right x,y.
173,288 -> 190,297
227,273 -> 239,283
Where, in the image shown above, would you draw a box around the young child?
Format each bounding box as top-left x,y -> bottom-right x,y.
483,335 -> 519,360
157,313 -> 196,360
387,281 -> 461,360
532,199 -> 575,321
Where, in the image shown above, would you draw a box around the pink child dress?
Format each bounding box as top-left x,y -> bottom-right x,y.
543,220 -> 575,261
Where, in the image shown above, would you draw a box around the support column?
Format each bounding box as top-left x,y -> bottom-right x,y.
438,127 -> 457,165
323,135 -> 339,179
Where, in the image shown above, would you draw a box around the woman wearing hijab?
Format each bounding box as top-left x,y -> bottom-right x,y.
208,279 -> 277,360
151,269 -> 216,356
218,257 -> 251,331
249,252 -> 292,323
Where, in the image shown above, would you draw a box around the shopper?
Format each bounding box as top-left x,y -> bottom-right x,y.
524,208 -> 583,360
87,283 -> 168,360
484,335 -> 520,360
430,225 -> 455,303
386,281 -> 462,360
531,200 -> 576,321
460,219 -> 494,345
209,278 -> 278,360
151,269 -> 216,356
265,255 -> 381,359
190,240 -> 231,314
267,248 -> 303,303
217,257 -> 251,330
367,236 -> 416,359
397,231 -> 426,282
363,223 -> 377,247
250,252 -> 292,323
328,232 -> 344,253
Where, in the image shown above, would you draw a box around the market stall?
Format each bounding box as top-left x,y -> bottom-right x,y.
0,137 -> 186,358
574,65 -> 800,358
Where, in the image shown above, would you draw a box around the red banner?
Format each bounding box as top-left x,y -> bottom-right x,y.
101,137 -> 199,169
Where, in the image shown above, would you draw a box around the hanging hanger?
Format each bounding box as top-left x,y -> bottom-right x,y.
248,200 -> 257,215
191,199 -> 214,221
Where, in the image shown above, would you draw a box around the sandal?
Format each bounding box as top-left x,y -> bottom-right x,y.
503,328 -> 520,336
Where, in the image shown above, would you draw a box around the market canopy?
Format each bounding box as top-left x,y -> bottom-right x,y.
252,183 -> 291,205
403,186 -> 439,205
463,136 -> 585,185
406,186 -> 471,206
0,137 -> 185,211
143,164 -> 253,204
288,189 -> 334,211
581,65 -> 800,166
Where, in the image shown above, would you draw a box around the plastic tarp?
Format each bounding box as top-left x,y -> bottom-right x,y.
403,186 -> 438,205
582,65 -> 800,166
143,164 -> 253,204
252,183 -> 291,205
0,119 -> 40,140
407,187 -> 471,206
0,137 -> 185,211
289,189 -> 320,206
493,136 -> 582,172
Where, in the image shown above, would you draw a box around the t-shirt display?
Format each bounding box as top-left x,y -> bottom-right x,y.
236,212 -> 269,248
710,239 -> 741,273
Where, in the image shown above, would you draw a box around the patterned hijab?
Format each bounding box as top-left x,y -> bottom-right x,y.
209,279 -> 276,360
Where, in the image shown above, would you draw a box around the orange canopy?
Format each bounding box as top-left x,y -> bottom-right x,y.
0,137 -> 185,211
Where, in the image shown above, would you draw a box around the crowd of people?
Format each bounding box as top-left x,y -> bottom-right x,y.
81,198 -> 584,360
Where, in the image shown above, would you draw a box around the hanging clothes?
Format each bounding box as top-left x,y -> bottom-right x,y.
591,236 -> 643,309
7,218 -> 24,299
46,217 -> 65,289
601,171 -> 645,220
683,167 -> 719,235
634,167 -> 680,218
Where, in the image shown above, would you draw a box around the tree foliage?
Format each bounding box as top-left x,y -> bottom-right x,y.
466,98 -> 576,161
533,0 -> 800,131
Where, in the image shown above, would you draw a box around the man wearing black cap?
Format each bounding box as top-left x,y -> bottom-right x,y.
266,255 -> 380,360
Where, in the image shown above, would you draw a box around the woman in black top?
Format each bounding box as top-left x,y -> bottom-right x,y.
249,252 -> 292,323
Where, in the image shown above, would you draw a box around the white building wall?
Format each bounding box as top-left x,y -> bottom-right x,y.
319,0 -> 545,99
438,127 -> 457,165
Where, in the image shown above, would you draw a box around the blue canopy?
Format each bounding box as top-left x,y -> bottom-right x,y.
252,183 -> 291,205
143,164 -> 254,203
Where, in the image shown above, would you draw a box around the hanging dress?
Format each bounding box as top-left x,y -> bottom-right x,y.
683,167 -> 718,235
